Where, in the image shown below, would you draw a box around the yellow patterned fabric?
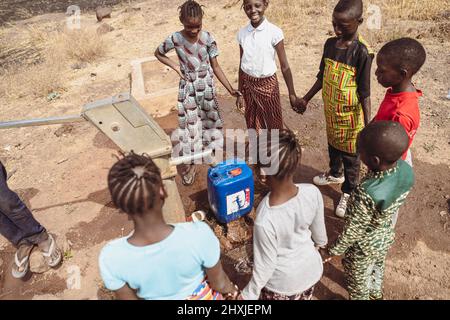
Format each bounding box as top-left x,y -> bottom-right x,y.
322,58 -> 364,154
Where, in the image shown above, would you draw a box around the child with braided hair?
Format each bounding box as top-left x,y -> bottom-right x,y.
98,152 -> 239,300
155,0 -> 239,186
240,129 -> 328,300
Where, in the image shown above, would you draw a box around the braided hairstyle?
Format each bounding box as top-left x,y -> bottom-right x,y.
179,0 -> 204,23
257,129 -> 302,181
108,152 -> 163,215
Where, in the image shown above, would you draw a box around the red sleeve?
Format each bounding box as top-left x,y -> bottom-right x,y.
392,112 -> 414,135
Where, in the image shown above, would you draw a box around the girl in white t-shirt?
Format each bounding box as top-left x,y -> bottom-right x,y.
239,129 -> 328,300
236,0 -> 301,131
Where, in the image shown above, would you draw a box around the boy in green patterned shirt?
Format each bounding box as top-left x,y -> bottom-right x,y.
324,121 -> 415,300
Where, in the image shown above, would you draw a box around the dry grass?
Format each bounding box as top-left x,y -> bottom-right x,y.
0,26 -> 108,99
0,50 -> 65,99
58,28 -> 107,64
268,0 -> 330,26
382,0 -> 450,21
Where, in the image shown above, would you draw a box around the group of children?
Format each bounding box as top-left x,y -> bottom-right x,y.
97,0 -> 426,300
0,0 -> 426,301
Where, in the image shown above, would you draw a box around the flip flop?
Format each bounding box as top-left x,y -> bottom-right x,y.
42,234 -> 62,268
11,251 -> 30,279
182,166 -> 197,186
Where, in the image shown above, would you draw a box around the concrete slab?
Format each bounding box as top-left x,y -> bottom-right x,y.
130,53 -> 179,118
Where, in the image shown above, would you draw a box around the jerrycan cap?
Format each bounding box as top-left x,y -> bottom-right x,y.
229,168 -> 242,177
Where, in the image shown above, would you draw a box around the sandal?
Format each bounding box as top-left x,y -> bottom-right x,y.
11,247 -> 32,279
182,166 -> 197,186
41,234 -> 62,268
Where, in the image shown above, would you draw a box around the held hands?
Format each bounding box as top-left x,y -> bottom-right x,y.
233,90 -> 245,115
316,246 -> 333,264
291,95 -> 308,115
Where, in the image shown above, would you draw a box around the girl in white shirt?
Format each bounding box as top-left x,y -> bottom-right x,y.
236,0 -> 301,131
239,129 -> 328,300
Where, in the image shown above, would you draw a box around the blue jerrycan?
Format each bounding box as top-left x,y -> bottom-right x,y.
207,159 -> 254,224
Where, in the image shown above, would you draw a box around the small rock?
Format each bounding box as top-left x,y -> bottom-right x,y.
117,63 -> 122,67
47,92 -> 60,102
54,124 -> 74,137
440,211 -> 448,218
0,257 -> 3,268
97,23 -> 115,35
96,7 -> 112,22
3,145 -> 11,152
29,249 -> 51,274
154,21 -> 169,26
71,62 -> 87,70
124,7 -> 141,13
90,72 -> 97,77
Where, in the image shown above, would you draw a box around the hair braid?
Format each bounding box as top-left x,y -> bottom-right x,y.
108,152 -> 162,215
179,0 -> 204,23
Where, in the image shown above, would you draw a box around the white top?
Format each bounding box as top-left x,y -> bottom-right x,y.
241,184 -> 328,300
237,18 -> 284,78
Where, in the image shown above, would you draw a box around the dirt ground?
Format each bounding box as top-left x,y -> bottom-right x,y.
0,0 -> 449,300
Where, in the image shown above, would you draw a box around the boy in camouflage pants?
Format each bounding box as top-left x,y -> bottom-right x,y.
326,121 -> 415,300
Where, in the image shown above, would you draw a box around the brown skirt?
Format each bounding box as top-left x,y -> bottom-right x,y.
240,71 -> 283,131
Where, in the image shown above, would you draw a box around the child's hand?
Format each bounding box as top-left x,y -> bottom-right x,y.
230,89 -> 242,98
292,97 -> 308,114
236,95 -> 245,115
317,246 -> 333,264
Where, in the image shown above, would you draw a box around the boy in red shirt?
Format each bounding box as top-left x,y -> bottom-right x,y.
374,38 -> 426,166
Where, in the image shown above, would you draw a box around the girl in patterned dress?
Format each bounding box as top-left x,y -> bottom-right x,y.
155,0 -> 240,185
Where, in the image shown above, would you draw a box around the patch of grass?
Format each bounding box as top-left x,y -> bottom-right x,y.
268,0 -> 329,27
63,249 -> 73,261
382,0 -> 450,21
58,28 -> 107,63
0,49 -> 65,99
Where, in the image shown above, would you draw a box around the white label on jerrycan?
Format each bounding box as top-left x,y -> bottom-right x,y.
226,188 -> 251,216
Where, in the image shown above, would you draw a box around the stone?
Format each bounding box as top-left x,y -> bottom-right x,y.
71,62 -> 87,70
123,7 -> 141,13
29,249 -> 51,274
54,124 -> 74,137
0,257 -> 3,268
97,23 -> 115,35
96,7 -> 112,22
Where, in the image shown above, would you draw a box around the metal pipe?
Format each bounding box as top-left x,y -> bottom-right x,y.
170,149 -> 215,166
0,115 -> 85,130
